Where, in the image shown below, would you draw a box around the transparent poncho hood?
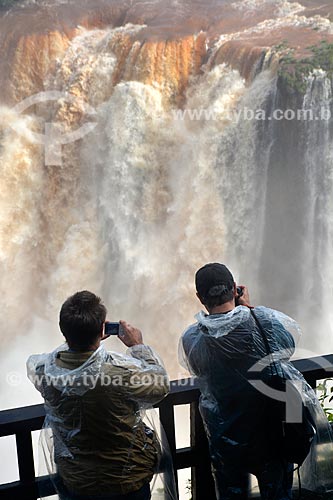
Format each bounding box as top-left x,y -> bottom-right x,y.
195,305 -> 302,345
195,305 -> 251,336
27,343 -> 166,397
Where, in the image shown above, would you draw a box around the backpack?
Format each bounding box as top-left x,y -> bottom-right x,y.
250,309 -> 315,466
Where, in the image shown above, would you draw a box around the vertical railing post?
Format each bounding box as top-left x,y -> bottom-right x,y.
159,397 -> 178,499
16,430 -> 38,500
306,377 -> 317,390
190,397 -> 216,500
16,431 -> 35,483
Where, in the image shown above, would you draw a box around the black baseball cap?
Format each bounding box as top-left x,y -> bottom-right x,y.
195,263 -> 235,298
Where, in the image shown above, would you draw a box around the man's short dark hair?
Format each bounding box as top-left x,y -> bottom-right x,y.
59,291 -> 107,348
195,263 -> 235,308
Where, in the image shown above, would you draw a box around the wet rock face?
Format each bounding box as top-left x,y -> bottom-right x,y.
1,0 -> 333,104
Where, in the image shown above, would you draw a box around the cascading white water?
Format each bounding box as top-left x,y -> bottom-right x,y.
1,12 -> 333,414
301,70 -> 333,345
0,24 -> 243,410
213,66 -> 277,290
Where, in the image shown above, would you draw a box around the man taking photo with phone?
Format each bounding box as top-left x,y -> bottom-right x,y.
27,290 -> 170,500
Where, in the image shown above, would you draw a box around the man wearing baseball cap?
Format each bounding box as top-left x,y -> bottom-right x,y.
180,263 -> 300,500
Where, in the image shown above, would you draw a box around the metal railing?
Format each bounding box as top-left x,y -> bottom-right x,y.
1,354 -> 333,500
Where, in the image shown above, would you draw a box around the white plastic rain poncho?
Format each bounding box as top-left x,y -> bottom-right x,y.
179,305 -> 333,494
27,342 -> 177,499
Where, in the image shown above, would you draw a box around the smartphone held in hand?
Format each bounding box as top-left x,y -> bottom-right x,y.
105,322 -> 120,336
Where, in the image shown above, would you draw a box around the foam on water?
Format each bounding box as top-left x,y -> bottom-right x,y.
231,0 -> 305,16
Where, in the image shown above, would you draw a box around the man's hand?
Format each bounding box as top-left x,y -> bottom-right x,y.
237,285 -> 252,308
118,320 -> 144,347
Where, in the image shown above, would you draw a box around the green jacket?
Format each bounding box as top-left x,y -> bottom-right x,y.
27,344 -> 169,495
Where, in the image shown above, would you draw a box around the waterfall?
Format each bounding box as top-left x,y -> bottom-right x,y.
1,1 -> 333,415
301,71 -> 333,346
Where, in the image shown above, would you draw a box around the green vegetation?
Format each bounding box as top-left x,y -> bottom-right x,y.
185,479 -> 192,500
317,379 -> 333,423
276,40 -> 333,94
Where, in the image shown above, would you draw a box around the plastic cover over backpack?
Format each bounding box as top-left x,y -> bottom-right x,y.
27,342 -> 177,500
179,305 -> 333,494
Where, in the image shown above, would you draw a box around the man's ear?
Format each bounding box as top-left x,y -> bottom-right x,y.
233,282 -> 237,297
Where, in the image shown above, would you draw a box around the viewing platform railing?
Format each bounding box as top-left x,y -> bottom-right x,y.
1,354 -> 333,500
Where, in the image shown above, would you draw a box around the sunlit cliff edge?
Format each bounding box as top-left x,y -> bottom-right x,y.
1,0 -> 333,106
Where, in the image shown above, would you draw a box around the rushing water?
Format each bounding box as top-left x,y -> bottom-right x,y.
1,0 -> 333,494
0,0 -> 333,416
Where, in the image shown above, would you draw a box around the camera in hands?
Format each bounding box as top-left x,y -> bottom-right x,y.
105,322 -> 120,336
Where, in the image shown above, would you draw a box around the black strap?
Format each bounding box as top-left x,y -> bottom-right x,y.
250,309 -> 272,355
201,309 -> 280,376
250,308 -> 279,377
